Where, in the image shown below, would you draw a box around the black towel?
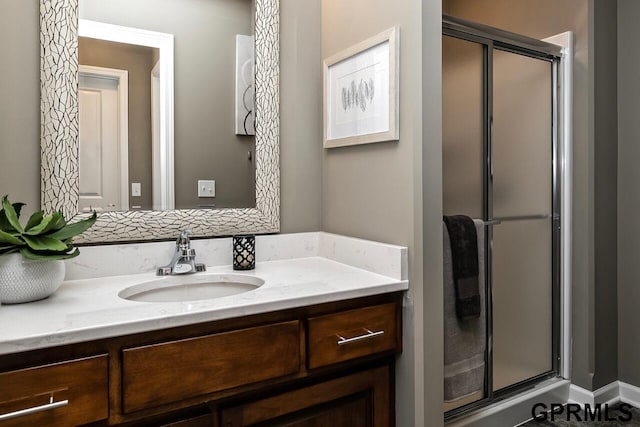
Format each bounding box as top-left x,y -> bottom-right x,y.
443,215 -> 481,319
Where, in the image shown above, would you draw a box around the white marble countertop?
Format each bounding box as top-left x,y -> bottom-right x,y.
0,233 -> 408,355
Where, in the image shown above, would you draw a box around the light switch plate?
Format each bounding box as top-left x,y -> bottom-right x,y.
198,180 -> 215,197
132,182 -> 141,197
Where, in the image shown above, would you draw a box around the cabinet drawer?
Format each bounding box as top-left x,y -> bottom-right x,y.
122,320 -> 301,413
0,355 -> 108,427
307,303 -> 399,369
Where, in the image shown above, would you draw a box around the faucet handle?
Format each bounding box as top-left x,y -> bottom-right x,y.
176,229 -> 192,249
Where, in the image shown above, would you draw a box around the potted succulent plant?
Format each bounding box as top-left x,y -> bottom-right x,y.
0,196 -> 96,304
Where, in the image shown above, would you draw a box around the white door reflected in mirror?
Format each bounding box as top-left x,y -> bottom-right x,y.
79,68 -> 129,212
78,18 -> 174,212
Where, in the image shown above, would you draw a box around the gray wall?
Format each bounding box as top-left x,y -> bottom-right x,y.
422,0 -> 445,423
0,0 -> 322,233
81,0 -> 256,209
321,0 -> 442,425
445,0 -> 621,391
592,0 -> 618,390
617,0 -> 640,388
280,0 -> 323,233
0,1 -> 40,216
79,38 -> 156,211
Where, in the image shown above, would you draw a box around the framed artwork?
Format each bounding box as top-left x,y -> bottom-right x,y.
235,34 -> 255,136
323,27 -> 399,148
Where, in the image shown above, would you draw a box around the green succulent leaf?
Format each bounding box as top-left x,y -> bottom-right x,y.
22,235 -> 68,252
20,247 -> 80,260
25,210 -> 45,231
0,212 -> 9,231
1,196 -> 23,233
0,229 -> 23,246
0,197 -> 96,261
49,212 -> 67,231
23,213 -> 60,236
48,212 -> 97,241
0,202 -> 25,231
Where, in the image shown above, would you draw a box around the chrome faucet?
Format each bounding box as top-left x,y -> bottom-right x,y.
157,230 -> 207,275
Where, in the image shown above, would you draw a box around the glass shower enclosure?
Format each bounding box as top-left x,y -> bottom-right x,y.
442,15 -> 562,418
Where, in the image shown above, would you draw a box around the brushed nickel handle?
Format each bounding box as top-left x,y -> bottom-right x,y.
475,219 -> 502,226
337,329 -> 384,346
0,396 -> 68,421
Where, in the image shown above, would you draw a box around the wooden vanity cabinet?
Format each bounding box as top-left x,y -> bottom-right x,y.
0,293 -> 402,427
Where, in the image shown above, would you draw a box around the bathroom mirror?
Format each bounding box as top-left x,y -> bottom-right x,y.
40,0 -> 279,243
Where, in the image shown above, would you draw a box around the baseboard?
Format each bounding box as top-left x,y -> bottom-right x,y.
619,382 -> 640,408
568,381 -> 640,408
569,382 -> 620,406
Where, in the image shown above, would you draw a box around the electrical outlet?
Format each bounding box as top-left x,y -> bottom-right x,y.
132,183 -> 141,197
198,180 -> 215,197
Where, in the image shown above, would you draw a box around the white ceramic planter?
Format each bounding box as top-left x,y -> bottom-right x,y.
0,253 -> 65,304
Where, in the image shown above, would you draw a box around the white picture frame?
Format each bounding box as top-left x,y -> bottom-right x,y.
323,27 -> 399,148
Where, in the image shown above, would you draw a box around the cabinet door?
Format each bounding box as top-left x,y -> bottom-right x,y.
161,413 -> 213,427
220,366 -> 392,427
267,396 -> 369,427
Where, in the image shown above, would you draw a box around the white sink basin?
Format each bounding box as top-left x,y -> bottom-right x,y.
118,273 -> 264,303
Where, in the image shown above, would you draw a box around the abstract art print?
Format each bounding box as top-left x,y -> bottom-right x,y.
235,34 -> 255,136
324,27 -> 399,148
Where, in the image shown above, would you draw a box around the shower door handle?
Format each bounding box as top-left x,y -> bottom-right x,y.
492,214 -> 551,223
475,214 -> 551,226
478,219 -> 501,226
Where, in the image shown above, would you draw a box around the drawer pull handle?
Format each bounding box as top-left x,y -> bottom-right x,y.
0,396 -> 69,421
337,329 -> 384,346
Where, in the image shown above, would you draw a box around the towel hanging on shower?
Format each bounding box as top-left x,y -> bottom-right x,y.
443,219 -> 486,402
443,215 -> 481,319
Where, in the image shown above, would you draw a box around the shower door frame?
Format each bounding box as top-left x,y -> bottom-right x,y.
443,15 -> 566,421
